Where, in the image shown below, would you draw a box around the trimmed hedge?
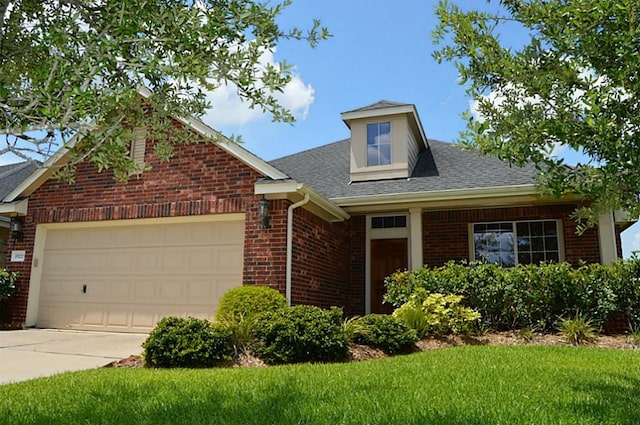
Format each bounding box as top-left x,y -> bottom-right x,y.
384,258 -> 640,332
0,269 -> 18,302
215,285 -> 286,323
143,317 -> 233,368
251,305 -> 349,365
352,314 -> 417,354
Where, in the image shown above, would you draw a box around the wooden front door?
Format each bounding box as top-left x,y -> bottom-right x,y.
370,238 -> 408,314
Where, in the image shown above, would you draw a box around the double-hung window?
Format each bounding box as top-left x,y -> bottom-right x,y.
472,220 -> 561,267
366,122 -> 391,166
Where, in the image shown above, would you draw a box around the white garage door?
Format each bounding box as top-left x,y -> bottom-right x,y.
36,216 -> 244,332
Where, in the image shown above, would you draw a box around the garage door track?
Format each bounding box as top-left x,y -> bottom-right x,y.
0,329 -> 147,385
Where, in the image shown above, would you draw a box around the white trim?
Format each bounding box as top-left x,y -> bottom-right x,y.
333,185 -> 541,207
286,194 -> 310,305
255,181 -> 350,222
598,210 -> 618,265
409,207 -> 423,270
0,199 -> 29,216
24,213 -> 245,327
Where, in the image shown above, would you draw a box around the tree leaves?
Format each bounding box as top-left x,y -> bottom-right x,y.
433,0 -> 640,227
0,0 -> 328,179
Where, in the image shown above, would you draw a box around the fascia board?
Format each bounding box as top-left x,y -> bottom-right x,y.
331,185 -> 546,207
0,199 -> 29,215
3,133 -> 83,202
174,115 -> 289,180
255,180 -> 350,222
341,105 -> 415,122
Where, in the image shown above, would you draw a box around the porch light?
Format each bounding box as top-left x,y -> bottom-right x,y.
10,217 -> 23,241
258,196 -> 271,229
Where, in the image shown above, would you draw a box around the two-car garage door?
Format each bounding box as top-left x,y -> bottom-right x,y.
34,216 -> 244,333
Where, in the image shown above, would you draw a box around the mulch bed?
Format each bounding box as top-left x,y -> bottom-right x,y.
106,332 -> 638,369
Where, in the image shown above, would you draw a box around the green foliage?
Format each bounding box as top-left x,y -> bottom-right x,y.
393,290 -> 481,337
341,316 -> 369,344
558,314 -> 598,346
0,269 -> 19,302
142,317 -> 233,368
384,258 -> 640,333
251,305 -> 349,365
433,0 -> 640,225
215,285 -> 287,323
1,0 -> 329,177
351,314 -> 417,354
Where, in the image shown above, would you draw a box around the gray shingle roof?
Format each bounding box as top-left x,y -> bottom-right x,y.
270,139 -> 539,200
343,100 -> 412,114
0,162 -> 37,200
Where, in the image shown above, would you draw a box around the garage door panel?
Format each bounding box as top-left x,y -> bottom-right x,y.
37,216 -> 245,332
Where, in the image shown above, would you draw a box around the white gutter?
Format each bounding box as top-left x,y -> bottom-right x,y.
286,193 -> 310,305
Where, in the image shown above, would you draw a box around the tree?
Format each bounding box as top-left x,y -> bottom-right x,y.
0,0 -> 328,180
432,0 -> 640,228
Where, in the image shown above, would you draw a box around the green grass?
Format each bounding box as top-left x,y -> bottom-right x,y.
1,346 -> 639,424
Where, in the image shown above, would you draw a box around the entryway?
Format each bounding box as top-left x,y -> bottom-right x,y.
370,238 -> 408,314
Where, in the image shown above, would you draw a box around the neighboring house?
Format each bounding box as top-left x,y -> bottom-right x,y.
0,100 -> 634,332
0,162 -> 38,269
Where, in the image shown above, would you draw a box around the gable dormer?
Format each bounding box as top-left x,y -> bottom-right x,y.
341,100 -> 428,182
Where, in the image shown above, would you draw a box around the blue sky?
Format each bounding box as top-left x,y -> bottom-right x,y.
205,0 -> 639,257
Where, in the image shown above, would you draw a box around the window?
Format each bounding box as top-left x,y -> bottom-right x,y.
472,220 -> 560,267
367,122 -> 391,166
371,215 -> 407,229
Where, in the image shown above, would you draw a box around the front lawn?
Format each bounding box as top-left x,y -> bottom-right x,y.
1,346 -> 639,424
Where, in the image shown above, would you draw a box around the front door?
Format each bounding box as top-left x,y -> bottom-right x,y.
370,238 -> 408,314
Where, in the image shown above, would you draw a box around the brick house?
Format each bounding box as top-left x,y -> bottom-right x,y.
0,100 -> 634,332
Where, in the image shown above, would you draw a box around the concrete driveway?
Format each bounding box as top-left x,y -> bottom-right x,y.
0,329 -> 147,385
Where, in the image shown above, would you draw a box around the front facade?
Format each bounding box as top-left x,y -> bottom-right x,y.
0,100 -> 632,332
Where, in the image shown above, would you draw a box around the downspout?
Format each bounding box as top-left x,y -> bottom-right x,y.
286,193 -> 310,305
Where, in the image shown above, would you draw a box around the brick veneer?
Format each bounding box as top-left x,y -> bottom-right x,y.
2,138 -> 289,324
289,208 -> 351,312
422,204 -> 602,266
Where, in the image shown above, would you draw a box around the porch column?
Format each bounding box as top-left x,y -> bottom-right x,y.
597,210 -> 618,265
409,207 -> 423,270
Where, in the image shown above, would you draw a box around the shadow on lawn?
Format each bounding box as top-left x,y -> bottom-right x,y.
562,374 -> 640,425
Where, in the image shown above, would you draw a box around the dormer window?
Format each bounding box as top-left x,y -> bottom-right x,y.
367,122 -> 391,166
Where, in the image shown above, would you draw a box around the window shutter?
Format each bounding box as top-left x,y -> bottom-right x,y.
129,129 -> 146,175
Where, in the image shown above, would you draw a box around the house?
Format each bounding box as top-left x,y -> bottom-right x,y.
0,100 -> 634,332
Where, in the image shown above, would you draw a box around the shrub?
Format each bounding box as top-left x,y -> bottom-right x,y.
352,314 -> 417,354
143,317 -> 233,368
384,258 -> 640,333
393,290 -> 481,337
0,269 -> 18,302
558,314 -> 597,346
251,305 -> 349,365
216,285 -> 286,323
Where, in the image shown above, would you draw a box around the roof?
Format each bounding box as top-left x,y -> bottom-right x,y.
269,139 -> 539,201
0,162 -> 37,201
343,100 -> 412,114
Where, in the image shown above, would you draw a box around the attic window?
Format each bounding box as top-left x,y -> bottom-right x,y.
367,122 -> 391,166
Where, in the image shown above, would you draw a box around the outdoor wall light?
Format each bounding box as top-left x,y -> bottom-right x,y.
10,217 -> 23,241
258,196 -> 271,229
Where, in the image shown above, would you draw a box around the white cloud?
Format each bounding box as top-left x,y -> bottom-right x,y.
202,49 -> 315,128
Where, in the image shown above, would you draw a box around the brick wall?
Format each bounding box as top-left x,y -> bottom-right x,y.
2,138 -> 288,323
290,208 -> 351,312
349,215 -> 366,316
422,204 -> 602,266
